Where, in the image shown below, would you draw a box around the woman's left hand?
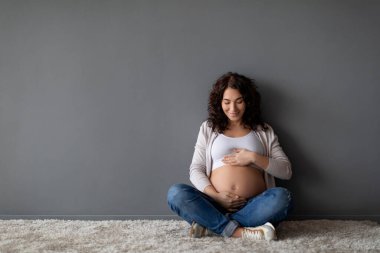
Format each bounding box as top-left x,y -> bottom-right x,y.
222,148 -> 254,166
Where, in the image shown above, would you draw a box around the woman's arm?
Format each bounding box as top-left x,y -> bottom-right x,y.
250,152 -> 269,170
263,126 -> 292,180
189,122 -> 212,192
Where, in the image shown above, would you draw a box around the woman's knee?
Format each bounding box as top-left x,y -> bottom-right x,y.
266,187 -> 292,207
265,187 -> 293,224
267,187 -> 292,209
167,183 -> 194,206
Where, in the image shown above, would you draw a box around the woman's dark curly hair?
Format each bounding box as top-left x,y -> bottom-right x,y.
207,72 -> 267,133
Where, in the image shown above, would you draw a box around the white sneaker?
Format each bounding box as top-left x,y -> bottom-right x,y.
241,222 -> 277,241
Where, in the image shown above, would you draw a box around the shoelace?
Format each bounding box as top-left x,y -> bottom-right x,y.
242,228 -> 264,239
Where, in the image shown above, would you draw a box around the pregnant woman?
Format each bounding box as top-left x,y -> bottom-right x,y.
167,72 -> 293,240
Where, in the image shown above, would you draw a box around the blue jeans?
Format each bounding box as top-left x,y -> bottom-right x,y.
167,183 -> 293,237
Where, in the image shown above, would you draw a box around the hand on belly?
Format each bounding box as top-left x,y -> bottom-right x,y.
210,165 -> 266,200
212,191 -> 247,213
222,148 -> 254,167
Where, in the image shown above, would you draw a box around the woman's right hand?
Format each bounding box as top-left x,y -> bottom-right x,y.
214,191 -> 247,212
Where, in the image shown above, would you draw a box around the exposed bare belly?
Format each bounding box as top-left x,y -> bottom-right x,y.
210,165 -> 266,199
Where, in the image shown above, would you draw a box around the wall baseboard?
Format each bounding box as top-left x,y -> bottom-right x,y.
1,214 -> 379,222
289,214 -> 380,222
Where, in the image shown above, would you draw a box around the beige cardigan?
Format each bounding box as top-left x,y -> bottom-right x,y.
189,121 -> 292,192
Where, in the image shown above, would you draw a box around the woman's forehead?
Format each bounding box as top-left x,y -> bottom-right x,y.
223,88 -> 242,99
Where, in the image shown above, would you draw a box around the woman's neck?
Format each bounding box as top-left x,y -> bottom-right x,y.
227,121 -> 246,130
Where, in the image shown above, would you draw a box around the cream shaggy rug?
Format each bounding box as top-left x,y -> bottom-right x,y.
0,219 -> 379,252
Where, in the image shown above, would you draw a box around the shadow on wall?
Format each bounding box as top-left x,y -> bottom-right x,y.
259,82 -> 324,218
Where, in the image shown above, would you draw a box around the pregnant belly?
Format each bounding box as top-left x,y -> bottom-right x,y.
210,165 -> 266,199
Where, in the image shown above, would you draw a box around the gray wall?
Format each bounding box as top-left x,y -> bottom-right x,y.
1,0 -> 379,220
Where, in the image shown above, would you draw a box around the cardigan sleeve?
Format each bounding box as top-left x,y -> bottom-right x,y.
264,125 -> 292,180
189,122 -> 212,192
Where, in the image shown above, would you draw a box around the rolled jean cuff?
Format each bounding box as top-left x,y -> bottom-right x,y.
221,220 -> 239,237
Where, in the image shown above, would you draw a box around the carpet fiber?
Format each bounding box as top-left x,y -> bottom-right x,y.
0,219 -> 379,252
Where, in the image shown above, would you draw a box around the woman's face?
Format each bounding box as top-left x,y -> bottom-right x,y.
221,87 -> 246,123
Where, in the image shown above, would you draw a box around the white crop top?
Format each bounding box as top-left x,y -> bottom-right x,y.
211,131 -> 265,170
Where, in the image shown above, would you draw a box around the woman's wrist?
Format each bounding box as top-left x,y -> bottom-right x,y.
204,185 -> 219,199
250,151 -> 257,164
250,152 -> 269,170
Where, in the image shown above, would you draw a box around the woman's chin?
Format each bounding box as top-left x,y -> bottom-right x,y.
228,117 -> 242,122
